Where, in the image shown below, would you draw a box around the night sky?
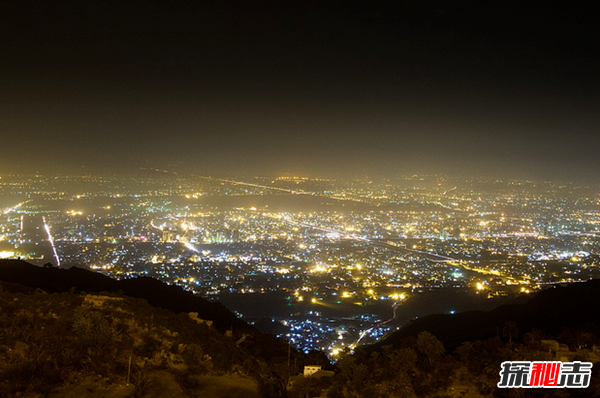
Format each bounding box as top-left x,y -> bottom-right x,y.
1,1 -> 599,181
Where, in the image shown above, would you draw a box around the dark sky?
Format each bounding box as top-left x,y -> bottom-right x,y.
1,1 -> 599,181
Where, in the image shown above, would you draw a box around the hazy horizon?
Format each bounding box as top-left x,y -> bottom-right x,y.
2,1 -> 598,183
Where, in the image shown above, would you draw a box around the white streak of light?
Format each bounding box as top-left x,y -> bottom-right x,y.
183,241 -> 199,253
42,216 -> 61,267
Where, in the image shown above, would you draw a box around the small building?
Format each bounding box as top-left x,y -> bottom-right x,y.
304,365 -> 322,377
303,365 -> 335,378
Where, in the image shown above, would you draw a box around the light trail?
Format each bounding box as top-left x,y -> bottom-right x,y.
377,241 -> 458,261
1,200 -> 32,215
196,175 -> 370,206
151,218 -> 200,253
182,240 -> 200,253
562,230 -> 600,238
42,216 -> 61,267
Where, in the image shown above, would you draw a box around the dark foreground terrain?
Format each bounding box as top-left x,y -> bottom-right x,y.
2,260 -> 600,397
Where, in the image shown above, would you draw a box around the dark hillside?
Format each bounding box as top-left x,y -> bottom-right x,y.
372,279 -> 600,351
0,260 -> 314,398
0,284 -> 261,397
0,259 -> 247,332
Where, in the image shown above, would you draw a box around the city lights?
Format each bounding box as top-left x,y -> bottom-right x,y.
1,173 -> 599,355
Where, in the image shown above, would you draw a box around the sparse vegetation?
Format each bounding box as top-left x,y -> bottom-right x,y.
0,284 -> 262,397
2,267 -> 600,398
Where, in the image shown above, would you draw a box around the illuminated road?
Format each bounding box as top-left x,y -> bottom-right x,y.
563,230 -> 600,238
197,176 -> 370,206
42,216 -> 61,267
376,241 -> 459,262
1,200 -> 32,215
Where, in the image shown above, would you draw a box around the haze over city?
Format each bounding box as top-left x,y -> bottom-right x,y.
1,1 -> 599,181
